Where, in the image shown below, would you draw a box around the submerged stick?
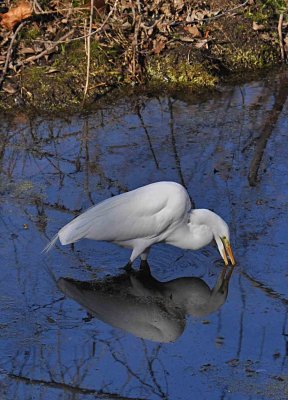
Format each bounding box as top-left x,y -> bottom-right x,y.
241,271 -> 288,307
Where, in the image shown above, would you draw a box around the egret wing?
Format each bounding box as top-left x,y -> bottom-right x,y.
43,182 -> 191,251
59,182 -> 191,245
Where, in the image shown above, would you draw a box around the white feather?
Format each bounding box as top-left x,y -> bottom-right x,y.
42,233 -> 59,253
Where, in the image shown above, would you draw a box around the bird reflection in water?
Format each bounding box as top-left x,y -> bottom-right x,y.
58,263 -> 235,343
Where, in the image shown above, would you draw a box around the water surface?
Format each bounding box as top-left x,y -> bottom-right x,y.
0,70 -> 288,399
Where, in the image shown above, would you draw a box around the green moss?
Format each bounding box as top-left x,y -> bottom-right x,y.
228,45 -> 278,69
25,27 -> 41,40
20,65 -> 80,111
52,40 -> 122,78
147,56 -> 218,88
246,0 -> 287,23
17,39 -> 124,111
262,0 -> 287,13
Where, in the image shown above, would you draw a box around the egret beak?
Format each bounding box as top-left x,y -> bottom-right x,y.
221,248 -> 229,266
222,238 -> 236,266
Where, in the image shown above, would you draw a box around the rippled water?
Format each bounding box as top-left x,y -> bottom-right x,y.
0,69 -> 288,399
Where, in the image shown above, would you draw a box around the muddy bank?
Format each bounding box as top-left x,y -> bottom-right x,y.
0,0 -> 287,112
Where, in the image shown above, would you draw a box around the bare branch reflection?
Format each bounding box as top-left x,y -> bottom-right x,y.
248,72 -> 288,186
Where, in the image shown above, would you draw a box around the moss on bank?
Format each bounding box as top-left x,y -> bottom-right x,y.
146,55 -> 218,88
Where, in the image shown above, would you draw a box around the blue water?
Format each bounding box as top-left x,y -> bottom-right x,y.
0,70 -> 287,399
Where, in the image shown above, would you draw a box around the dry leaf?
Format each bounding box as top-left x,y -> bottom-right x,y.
195,39 -> 208,49
18,47 -> 35,54
259,32 -> 270,41
0,1 -> 32,30
174,0 -> 185,12
46,24 -> 57,34
178,35 -> 195,43
160,3 -> 171,17
45,68 -> 60,74
184,25 -> 202,38
122,21 -> 131,30
153,36 -> 166,54
186,10 -> 205,23
3,82 -> 18,94
253,21 -> 265,31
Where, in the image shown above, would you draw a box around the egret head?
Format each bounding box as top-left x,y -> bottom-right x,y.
191,209 -> 235,266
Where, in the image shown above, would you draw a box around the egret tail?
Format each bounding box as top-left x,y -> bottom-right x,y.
43,233 -> 59,253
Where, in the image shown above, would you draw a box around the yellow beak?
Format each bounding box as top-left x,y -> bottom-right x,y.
222,238 -> 236,266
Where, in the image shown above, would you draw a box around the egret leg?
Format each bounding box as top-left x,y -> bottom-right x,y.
123,261 -> 133,272
140,259 -> 151,274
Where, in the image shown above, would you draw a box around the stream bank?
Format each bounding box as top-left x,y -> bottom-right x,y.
0,0 -> 287,112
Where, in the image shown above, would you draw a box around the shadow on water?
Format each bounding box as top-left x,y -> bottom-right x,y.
58,263 -> 234,343
1,68 -> 288,399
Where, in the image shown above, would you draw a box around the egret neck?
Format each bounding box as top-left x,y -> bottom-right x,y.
165,219 -> 214,251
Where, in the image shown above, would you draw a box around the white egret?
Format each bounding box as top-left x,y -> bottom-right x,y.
44,181 -> 235,267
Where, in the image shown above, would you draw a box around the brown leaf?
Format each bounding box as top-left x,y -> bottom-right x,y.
18,47 -> 35,54
94,0 -> 105,10
174,0 -> 185,12
184,25 -> 202,38
3,82 -> 18,94
0,1 -> 32,30
46,24 -> 57,34
178,35 -> 195,43
195,39 -> 208,49
252,21 -> 265,31
45,68 -> 60,74
259,32 -> 270,41
186,10 -> 205,23
153,36 -> 166,55
160,3 -> 171,16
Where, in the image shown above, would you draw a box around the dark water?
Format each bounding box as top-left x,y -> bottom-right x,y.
1,70 -> 288,399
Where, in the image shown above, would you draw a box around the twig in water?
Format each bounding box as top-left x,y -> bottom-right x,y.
278,13 -> 285,62
241,270 -> 288,307
0,21 -> 27,90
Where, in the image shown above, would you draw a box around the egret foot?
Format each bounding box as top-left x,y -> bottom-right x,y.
140,260 -> 151,275
83,312 -> 94,322
122,261 -> 133,273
